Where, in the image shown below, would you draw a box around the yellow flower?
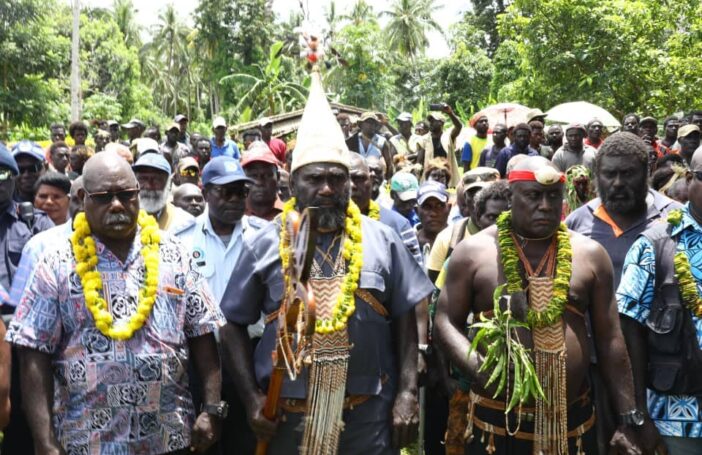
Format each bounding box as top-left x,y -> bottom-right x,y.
72,209 -> 160,341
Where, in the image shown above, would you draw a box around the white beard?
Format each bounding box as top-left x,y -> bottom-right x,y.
140,185 -> 170,214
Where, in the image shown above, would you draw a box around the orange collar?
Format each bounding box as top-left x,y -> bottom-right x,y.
593,204 -> 624,237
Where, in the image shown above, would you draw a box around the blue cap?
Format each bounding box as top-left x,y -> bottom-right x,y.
202,157 -> 254,186
0,143 -> 19,175
11,140 -> 45,163
132,152 -> 171,174
418,181 -> 449,205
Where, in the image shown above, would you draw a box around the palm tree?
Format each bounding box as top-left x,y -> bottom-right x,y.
112,0 -> 141,49
342,0 -> 375,26
147,4 -> 193,116
381,0 -> 443,59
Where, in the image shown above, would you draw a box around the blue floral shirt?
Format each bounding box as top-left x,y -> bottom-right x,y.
616,204 -> 702,438
6,229 -> 225,454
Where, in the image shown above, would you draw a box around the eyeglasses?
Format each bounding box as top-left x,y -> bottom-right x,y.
86,187 -> 140,205
18,163 -> 43,175
179,168 -> 198,177
693,171 -> 702,182
211,184 -> 249,200
0,169 -> 12,181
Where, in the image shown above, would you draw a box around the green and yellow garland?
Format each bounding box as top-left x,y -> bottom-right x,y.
71,210 -> 161,341
667,209 -> 702,318
496,211 -> 573,328
280,197 -> 363,334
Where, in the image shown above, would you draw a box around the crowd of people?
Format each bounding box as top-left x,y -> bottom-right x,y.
0,68 -> 701,455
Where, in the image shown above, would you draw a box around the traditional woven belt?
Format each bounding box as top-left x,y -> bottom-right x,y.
265,288 -> 389,324
279,394 -> 371,414
469,389 -> 591,419
471,413 -> 595,441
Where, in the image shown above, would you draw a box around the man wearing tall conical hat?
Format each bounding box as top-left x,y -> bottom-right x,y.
435,156 -> 643,454
219,70 -> 434,454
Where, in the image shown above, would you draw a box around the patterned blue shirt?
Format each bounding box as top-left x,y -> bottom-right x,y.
6,229 -> 226,454
617,203 -> 702,438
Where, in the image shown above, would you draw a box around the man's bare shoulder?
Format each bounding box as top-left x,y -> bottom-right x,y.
452,225 -> 498,264
568,229 -> 612,269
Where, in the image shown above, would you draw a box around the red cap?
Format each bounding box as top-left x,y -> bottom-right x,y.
241,141 -> 280,168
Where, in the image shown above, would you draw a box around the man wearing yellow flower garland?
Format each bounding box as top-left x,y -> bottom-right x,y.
617,146 -> 702,454
219,69 -> 434,455
6,152 -> 227,454
435,156 -> 642,454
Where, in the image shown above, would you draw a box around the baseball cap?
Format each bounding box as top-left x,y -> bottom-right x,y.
12,140 -> 45,162
202,157 -> 255,186
135,138 -> 160,156
462,167 -> 500,185
258,117 -> 273,128
0,143 -> 19,175
213,116 -> 227,129
121,118 -> 144,129
241,141 -> 279,168
418,181 -> 449,205
174,114 -> 188,123
177,156 -> 199,172
360,112 -> 380,123
132,152 -> 171,175
640,116 -> 657,126
396,112 -> 413,122
390,172 -> 419,201
427,112 -> 446,122
678,124 -> 700,139
166,122 -> 181,132
525,108 -> 546,123
565,123 -> 587,135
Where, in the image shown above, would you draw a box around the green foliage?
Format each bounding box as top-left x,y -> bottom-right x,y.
220,42 -> 308,120
495,0 -> 702,118
326,21 -> 392,109
82,93 -> 123,121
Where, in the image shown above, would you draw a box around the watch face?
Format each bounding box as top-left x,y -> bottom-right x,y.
633,410 -> 645,426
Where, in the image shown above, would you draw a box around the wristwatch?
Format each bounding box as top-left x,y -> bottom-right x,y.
618,409 -> 645,427
418,343 -> 430,354
202,401 -> 229,419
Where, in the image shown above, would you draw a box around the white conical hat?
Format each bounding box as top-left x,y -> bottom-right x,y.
291,69 -> 350,173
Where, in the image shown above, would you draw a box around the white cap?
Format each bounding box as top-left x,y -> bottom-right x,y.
136,138 -> 160,155
258,117 -> 273,127
291,69 -> 350,173
213,116 -> 227,129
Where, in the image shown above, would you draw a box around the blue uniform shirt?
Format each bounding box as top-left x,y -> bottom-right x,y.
220,216 -> 434,400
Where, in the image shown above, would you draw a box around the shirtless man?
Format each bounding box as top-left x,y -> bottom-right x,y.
435,156 -> 642,454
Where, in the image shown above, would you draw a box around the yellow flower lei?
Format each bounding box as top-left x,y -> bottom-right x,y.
496,211 -> 573,328
667,209 -> 702,318
367,200 -> 380,221
280,197 -> 363,334
71,210 -> 161,341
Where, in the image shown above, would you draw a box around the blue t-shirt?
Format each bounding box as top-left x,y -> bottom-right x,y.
210,138 -> 240,159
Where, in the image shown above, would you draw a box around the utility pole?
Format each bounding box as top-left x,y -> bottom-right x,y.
70,0 -> 81,122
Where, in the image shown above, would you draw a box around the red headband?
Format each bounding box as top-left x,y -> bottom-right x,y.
508,169 -> 565,185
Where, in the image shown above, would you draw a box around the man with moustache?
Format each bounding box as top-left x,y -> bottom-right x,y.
5,152 -> 226,454
566,132 -> 680,451
435,156 -> 642,454
219,70 -> 433,454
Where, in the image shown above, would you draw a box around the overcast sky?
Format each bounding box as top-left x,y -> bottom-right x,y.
74,0 -> 467,58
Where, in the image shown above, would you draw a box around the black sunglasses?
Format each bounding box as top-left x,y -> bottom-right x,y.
86,187 -> 140,205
